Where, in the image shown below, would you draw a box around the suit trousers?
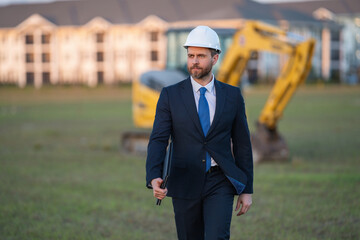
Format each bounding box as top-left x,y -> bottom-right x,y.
172,169 -> 236,240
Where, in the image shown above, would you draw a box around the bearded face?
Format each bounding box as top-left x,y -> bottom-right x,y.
188,61 -> 213,80
187,47 -> 218,82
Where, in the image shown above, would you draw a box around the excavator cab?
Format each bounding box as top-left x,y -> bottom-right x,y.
122,70 -> 186,154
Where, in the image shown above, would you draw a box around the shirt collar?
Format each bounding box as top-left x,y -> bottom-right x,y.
190,74 -> 215,94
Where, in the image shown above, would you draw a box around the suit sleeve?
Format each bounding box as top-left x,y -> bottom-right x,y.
145,87 -> 172,188
231,88 -> 253,194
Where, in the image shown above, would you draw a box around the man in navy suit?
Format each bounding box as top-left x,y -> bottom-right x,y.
146,25 -> 253,240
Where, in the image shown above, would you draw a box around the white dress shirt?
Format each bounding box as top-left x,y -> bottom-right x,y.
190,75 -> 218,167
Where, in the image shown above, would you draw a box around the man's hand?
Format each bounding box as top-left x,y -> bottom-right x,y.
235,193 -> 252,216
151,178 -> 168,200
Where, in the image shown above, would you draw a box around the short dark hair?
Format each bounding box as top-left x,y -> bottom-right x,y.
210,49 -> 220,57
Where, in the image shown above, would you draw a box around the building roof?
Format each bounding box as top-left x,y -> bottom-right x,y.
0,0 -> 357,29
273,0 -> 360,16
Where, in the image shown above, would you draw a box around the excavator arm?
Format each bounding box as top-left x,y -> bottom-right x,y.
258,39 -> 315,129
217,21 -> 294,86
216,21 -> 316,162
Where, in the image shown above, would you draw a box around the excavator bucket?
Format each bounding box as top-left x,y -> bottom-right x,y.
250,122 -> 289,163
122,131 -> 151,155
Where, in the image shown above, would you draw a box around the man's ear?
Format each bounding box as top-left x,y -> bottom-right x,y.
212,54 -> 219,66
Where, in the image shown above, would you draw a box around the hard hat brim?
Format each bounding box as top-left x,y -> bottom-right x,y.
183,44 -> 221,54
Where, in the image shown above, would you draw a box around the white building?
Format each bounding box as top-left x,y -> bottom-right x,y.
0,0 -> 359,87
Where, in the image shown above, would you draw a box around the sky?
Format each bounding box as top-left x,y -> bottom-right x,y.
0,0 -> 69,6
0,0 -> 319,7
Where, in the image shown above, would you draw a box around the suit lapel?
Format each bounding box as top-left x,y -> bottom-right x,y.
207,79 -> 226,137
179,78 -> 204,137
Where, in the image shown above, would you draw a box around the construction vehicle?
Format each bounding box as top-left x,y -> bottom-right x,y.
122,21 -> 315,163
122,70 -> 186,154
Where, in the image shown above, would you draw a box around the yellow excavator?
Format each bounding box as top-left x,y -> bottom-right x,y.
122,21 -> 315,163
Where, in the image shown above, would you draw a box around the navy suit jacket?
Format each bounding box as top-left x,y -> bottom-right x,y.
146,77 -> 253,199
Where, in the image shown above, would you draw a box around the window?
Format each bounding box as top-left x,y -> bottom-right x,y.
150,31 -> 158,42
331,49 -> 340,61
250,51 -> 258,60
331,30 -> 340,42
97,71 -> 104,84
41,34 -> 51,44
247,69 -> 258,84
26,72 -> 34,85
25,34 -> 34,44
42,72 -> 51,84
42,53 -> 50,63
97,52 -> 104,62
96,33 -> 104,43
330,69 -> 340,83
26,53 -> 34,63
151,50 -> 158,62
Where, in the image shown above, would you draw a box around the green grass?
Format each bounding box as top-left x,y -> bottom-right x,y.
0,85 -> 359,240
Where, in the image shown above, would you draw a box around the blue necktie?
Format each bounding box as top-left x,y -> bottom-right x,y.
198,87 -> 245,194
198,87 -> 211,172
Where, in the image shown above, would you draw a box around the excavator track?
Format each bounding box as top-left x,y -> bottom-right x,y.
122,131 -> 151,155
250,122 -> 289,163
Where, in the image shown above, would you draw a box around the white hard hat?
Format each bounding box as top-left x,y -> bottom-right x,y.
183,26 -> 221,54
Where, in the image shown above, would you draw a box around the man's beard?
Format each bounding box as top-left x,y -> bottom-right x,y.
188,63 -> 212,80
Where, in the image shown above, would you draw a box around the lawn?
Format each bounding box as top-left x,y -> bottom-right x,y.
0,85 -> 359,240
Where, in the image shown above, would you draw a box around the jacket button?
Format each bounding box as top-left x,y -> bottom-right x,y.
204,142 -> 207,145
202,159 -> 206,163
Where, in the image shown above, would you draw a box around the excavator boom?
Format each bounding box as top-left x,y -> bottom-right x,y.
216,21 -> 315,162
